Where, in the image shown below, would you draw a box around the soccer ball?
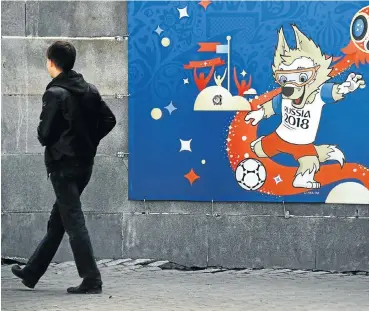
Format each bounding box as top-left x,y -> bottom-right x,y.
235,158 -> 267,191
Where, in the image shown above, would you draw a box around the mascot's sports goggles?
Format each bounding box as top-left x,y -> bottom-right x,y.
274,65 -> 320,87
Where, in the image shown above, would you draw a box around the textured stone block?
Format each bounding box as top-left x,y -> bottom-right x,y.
96,259 -> 114,266
98,96 -> 128,155
26,1 -> 127,37
1,39 -> 28,94
2,38 -> 128,95
1,213 -> 47,260
208,216 -> 318,270
1,95 -> 29,154
1,154 -> 129,213
124,258 -> 155,266
105,258 -> 132,266
315,218 -> 369,272
1,95 -> 128,155
285,203 -> 369,217
87,213 -> 122,258
84,156 -> 128,212
213,202 -> 369,218
212,202 -> 283,216
1,1 -> 25,36
1,155 -> 54,212
122,214 -> 208,267
208,215 -> 369,272
145,201 -> 212,215
1,212 -> 123,261
148,260 -> 170,268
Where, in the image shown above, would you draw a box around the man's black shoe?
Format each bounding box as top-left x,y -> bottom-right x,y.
67,284 -> 102,294
11,265 -> 37,289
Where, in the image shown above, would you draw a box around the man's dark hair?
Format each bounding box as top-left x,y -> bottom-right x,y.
46,41 -> 76,72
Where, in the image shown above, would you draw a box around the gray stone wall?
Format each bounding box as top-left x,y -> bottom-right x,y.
2,1 -> 368,272
1,0 -> 129,263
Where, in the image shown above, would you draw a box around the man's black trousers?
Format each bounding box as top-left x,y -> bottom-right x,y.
23,165 -> 102,285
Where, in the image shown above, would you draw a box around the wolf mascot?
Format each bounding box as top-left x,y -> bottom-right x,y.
245,25 -> 366,189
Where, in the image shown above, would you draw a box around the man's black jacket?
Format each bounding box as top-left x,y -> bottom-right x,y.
38,70 -> 116,172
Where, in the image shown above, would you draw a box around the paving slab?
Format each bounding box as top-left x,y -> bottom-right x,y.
104,259 -> 132,267
2,265 -> 369,311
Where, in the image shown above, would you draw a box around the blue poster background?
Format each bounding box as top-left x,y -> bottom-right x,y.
128,1 -> 369,202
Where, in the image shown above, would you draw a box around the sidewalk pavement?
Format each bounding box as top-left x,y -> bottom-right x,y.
1,259 -> 369,311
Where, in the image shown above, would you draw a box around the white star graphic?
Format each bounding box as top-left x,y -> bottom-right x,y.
183,78 -> 189,84
154,25 -> 164,36
241,70 -> 247,77
177,6 -> 189,19
179,139 -> 192,152
273,175 -> 283,185
164,101 -> 177,115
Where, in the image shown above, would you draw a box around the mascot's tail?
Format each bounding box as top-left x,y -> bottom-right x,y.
227,41 -> 369,196
227,111 -> 369,196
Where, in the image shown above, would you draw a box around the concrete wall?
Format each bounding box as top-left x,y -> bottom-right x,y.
2,1 -> 369,272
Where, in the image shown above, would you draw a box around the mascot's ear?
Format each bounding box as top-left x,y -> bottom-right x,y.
276,28 -> 290,55
292,24 -> 313,52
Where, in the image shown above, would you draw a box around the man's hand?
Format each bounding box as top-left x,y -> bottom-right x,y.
245,108 -> 264,126
338,73 -> 366,95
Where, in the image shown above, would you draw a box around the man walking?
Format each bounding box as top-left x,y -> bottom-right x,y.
11,41 -> 116,294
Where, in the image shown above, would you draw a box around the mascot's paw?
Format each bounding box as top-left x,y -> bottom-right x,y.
250,136 -> 264,153
293,172 -> 321,189
293,180 -> 321,189
338,73 -> 366,94
245,108 -> 264,126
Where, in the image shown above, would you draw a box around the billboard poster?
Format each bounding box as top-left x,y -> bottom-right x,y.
128,1 -> 369,203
